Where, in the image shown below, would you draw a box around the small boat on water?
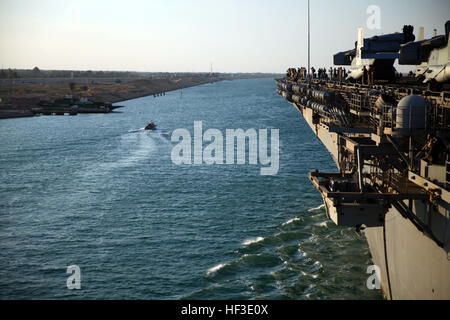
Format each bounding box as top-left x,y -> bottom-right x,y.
145,122 -> 157,131
128,121 -> 170,137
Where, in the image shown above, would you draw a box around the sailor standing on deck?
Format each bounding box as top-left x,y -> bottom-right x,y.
362,66 -> 368,85
425,134 -> 447,165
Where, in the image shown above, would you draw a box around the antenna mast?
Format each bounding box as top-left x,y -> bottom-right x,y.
308,0 -> 311,83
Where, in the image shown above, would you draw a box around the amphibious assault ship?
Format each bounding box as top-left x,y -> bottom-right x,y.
277,22 -> 450,299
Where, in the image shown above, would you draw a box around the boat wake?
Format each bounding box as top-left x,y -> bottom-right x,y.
282,217 -> 303,227
308,204 -> 325,212
206,263 -> 228,276
183,202 -> 368,300
128,128 -> 171,139
242,237 -> 265,246
127,128 -> 145,133
79,130 -> 160,179
110,131 -> 158,168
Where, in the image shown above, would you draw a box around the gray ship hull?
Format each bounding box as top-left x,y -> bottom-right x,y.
289,99 -> 450,300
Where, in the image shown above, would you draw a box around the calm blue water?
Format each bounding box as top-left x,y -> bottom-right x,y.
0,78 -> 382,300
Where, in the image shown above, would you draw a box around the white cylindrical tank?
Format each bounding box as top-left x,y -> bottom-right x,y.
395,95 -> 427,135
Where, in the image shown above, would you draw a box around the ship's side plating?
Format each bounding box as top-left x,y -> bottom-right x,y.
277,79 -> 450,299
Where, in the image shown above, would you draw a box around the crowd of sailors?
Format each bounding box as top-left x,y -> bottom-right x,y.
287,66 -> 416,85
286,67 -> 348,82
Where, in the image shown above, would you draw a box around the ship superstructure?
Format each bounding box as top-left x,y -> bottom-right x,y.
276,23 -> 450,299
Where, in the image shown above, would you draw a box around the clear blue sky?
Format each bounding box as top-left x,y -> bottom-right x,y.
0,0 -> 448,73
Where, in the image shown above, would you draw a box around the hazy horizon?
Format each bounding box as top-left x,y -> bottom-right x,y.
0,68 -> 282,74
1,0 -> 449,73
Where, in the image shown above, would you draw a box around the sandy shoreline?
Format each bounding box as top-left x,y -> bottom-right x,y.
0,74 -> 274,119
